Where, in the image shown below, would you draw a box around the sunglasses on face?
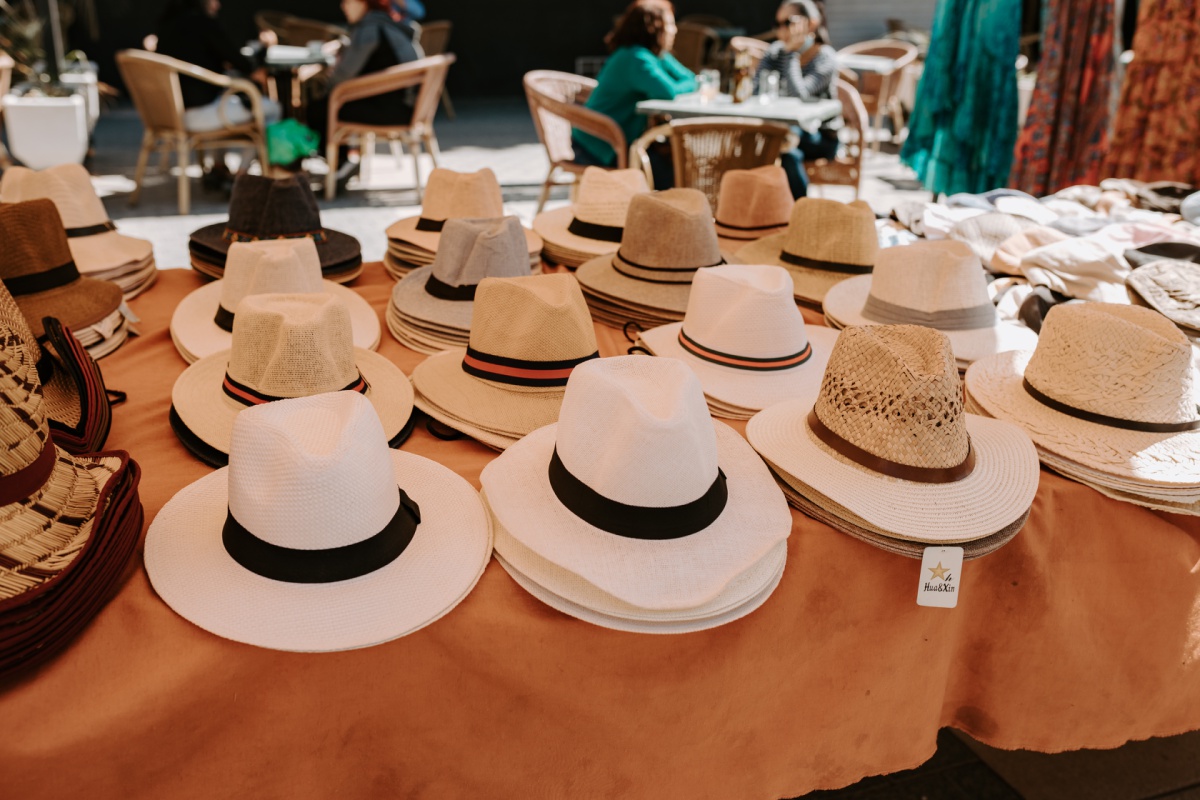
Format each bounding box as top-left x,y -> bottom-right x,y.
776,16 -> 803,28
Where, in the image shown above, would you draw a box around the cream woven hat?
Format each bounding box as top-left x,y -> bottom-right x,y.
1126,260 -> 1200,337
713,166 -> 793,240
481,355 -> 791,611
171,239 -> 380,364
748,324 -> 1040,543
822,240 -> 1038,367
413,273 -> 598,450
737,198 -> 879,305
533,167 -> 650,265
947,212 -> 1037,267
171,293 -> 413,462
965,303 -> 1200,488
639,264 -> 838,417
146,391 -> 492,652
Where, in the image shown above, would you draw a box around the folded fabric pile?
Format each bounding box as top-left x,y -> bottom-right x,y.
532,167 -> 648,269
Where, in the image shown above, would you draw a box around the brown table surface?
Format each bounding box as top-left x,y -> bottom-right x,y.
2,265 -> 1199,800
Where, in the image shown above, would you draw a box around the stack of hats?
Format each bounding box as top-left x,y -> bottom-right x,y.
575,188 -> 735,329
189,173 -> 363,284
411,273 -> 599,450
386,217 -> 529,354
712,165 -> 793,248
0,330 -> 143,678
481,356 -> 793,633
170,238 -> 380,364
966,303 -> 1200,514
748,325 -> 1040,559
170,293 -> 414,467
532,167 -> 649,268
822,240 -> 1038,370
636,264 -> 837,419
0,163 -> 157,298
738,198 -> 879,307
0,200 -> 128,359
384,168 -> 542,278
147,392 -> 492,652
1126,260 -> 1200,341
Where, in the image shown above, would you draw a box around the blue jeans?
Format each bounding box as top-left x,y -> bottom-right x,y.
780,128 -> 840,198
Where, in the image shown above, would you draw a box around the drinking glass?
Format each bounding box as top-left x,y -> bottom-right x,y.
758,70 -> 780,103
698,69 -> 720,102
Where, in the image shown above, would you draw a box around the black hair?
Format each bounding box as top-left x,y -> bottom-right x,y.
607,0 -> 675,55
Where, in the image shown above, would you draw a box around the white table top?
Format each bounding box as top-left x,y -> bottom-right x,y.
837,53 -> 898,74
636,93 -> 842,128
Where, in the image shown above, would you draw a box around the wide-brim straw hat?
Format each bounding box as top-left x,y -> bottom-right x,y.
712,165 -> 793,240
533,167 -> 650,264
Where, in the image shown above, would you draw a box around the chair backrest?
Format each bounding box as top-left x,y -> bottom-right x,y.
673,23 -> 718,74
408,54 -> 454,131
523,69 -> 627,169
805,79 -> 869,190
0,54 -> 13,101
836,39 -> 919,112
115,49 -> 188,134
254,10 -> 291,40
418,20 -> 452,56
728,36 -> 770,74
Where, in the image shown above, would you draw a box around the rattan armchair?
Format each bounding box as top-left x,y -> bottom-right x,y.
673,22 -> 719,73
0,53 -> 13,167
116,49 -> 269,215
523,70 -> 627,213
836,39 -> 918,150
804,79 -> 869,199
417,21 -> 455,119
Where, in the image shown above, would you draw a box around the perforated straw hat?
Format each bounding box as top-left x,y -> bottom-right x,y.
171,293 -> 413,462
1126,260 -> 1200,337
639,264 -> 838,415
965,303 -> 1200,486
533,167 -> 650,261
171,239 -> 380,364
481,356 -> 791,612
146,391 -> 492,653
822,240 -> 1038,367
748,325 -> 1040,543
412,273 -> 599,450
737,198 -> 879,305
713,165 -> 793,240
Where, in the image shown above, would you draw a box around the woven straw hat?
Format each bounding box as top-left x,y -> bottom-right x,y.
146,391 -> 492,652
639,264 -> 838,416
481,355 -> 791,611
737,198 -> 879,305
713,166 -> 793,240
0,199 -> 123,339
822,240 -> 1038,367
171,293 -> 413,461
748,325 -> 1039,542
533,167 -> 650,264
412,273 -> 599,450
1126,260 -> 1200,336
965,303 -> 1200,486
171,239 -> 380,364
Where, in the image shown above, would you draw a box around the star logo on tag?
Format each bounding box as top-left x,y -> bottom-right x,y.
928,562 -> 950,581
918,547 -> 964,608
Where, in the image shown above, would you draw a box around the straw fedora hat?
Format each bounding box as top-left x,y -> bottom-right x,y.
1126,260 -> 1200,337
412,273 -> 599,449
737,198 -> 879,305
481,356 -> 791,611
748,325 -> 1040,543
713,165 -> 793,240
965,303 -> 1200,486
822,240 -> 1038,367
171,293 -> 413,463
639,264 -> 838,415
146,391 -> 492,652
0,199 -> 123,340
533,167 -> 650,262
387,168 -> 543,256
171,239 -> 380,364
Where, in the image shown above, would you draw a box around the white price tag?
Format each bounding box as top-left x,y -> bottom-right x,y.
917,546 -> 964,608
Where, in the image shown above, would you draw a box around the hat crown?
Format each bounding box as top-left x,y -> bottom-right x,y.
869,240 -> 994,314
783,198 -> 878,266
814,325 -> 970,469
620,189 -> 721,268
0,199 -> 73,280
714,166 -> 792,228
220,240 -> 324,312
0,163 -> 109,227
419,168 -> 504,221
228,294 -> 358,398
430,217 -> 529,286
227,392 -> 400,549
573,167 -> 650,227
682,265 -> 808,360
0,283 -> 40,365
469,273 -> 597,362
1026,303 -> 1197,424
556,357 -> 719,507
227,174 -> 322,238
0,332 -> 49,478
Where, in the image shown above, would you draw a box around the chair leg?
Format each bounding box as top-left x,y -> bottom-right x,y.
325,136 -> 340,201
130,131 -> 154,207
176,136 -> 191,215
256,135 -> 269,177
440,89 -> 456,121
408,138 -> 424,202
158,147 -> 171,175
423,132 -> 441,168
536,175 -> 553,215
390,138 -> 406,170
360,132 -> 374,185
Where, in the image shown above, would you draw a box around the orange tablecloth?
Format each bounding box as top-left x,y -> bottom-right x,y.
2,266 -> 1199,799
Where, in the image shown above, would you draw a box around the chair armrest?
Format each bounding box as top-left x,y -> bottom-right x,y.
327,55 -> 455,130
217,77 -> 266,129
535,92 -> 626,169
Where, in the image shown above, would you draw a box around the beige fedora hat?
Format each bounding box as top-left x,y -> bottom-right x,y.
171,293 -> 413,463
822,240 -> 1038,367
640,264 -> 838,416
171,239 -> 380,363
748,324 -> 1040,543
533,167 -> 650,263
965,303 -> 1200,487
738,198 -> 879,305
412,273 -> 599,450
713,165 -> 793,240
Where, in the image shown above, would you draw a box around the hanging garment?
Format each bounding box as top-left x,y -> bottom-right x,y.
901,0 -> 1023,195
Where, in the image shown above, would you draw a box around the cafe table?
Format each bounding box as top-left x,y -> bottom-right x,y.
241,43 -> 335,118
637,92 -> 843,130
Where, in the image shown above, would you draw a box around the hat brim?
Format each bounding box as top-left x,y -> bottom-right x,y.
387,215 -> 544,259
389,266 -> 477,331
386,316 -> 467,356
69,230 -> 153,275
747,394 -> 1041,542
190,223 -> 362,270
144,451 -> 493,652
480,421 -> 792,610
533,207 -> 623,259
13,276 -> 123,339
413,395 -> 520,452
575,250 -> 741,316
170,279 -> 382,364
736,233 -> 863,306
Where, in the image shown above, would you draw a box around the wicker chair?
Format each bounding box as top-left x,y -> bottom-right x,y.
416,21 -> 455,119
254,11 -> 347,46
116,49 -> 269,215
523,69 -> 627,214
630,117 -> 790,211
804,79 -> 869,199
836,39 -> 918,150
673,22 -> 719,73
0,53 -> 13,167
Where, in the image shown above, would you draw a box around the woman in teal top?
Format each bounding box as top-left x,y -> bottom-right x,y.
572,0 -> 696,187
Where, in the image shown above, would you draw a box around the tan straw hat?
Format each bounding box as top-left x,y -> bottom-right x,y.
737,198 -> 879,305
171,293 -> 414,463
713,165 -> 793,240
533,167 -> 650,265
748,324 -> 1039,544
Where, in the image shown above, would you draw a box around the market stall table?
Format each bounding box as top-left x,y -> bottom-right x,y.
637,93 -> 842,129
1,265 -> 1199,799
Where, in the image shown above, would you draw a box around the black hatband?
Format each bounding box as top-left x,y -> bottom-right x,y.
779,251 -> 873,274
3,261 -> 81,296
415,217 -> 446,232
213,305 -> 235,332
424,273 -> 477,300
1022,378 -> 1200,433
65,220 -> 117,238
567,217 -> 623,242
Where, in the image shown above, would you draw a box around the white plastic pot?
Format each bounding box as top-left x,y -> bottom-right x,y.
1,93 -> 89,169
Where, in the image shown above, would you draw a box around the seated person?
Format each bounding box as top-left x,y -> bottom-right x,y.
754,0 -> 841,198
572,0 -> 696,189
